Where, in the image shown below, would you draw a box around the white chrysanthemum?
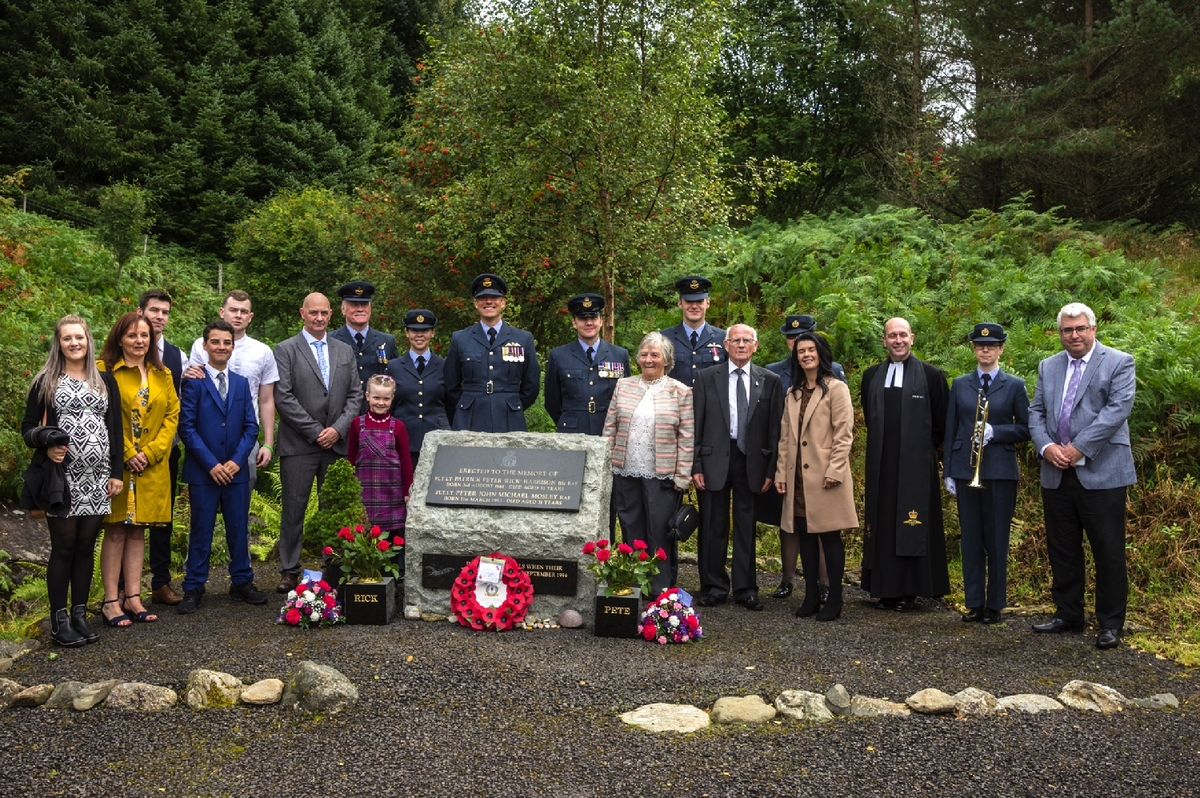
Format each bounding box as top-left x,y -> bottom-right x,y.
310,610 -> 321,622
287,590 -> 298,600
303,590 -> 316,602
668,616 -> 680,627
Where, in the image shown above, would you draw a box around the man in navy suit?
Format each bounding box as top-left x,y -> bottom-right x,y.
330,281 -> 399,414
138,289 -> 185,605
1029,303 -> 1136,649
177,320 -> 265,613
659,276 -> 727,387
544,293 -> 630,436
444,273 -> 540,432
944,323 -> 1030,624
387,309 -> 451,470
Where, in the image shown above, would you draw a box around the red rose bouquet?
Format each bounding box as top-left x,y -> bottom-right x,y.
640,588 -> 702,644
276,577 -> 343,628
581,538 -> 666,597
325,525 -> 404,581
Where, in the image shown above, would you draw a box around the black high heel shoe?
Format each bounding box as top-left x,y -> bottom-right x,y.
772,581 -> 793,598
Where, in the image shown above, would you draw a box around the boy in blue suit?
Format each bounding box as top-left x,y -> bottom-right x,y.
178,320 -> 265,613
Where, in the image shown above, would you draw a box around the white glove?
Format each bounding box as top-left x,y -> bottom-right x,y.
982,423 -> 994,447
944,476 -> 957,497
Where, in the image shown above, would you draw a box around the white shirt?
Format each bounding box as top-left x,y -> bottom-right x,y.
885,360 -> 905,388
728,361 -> 749,438
205,363 -> 229,394
188,334 -> 279,421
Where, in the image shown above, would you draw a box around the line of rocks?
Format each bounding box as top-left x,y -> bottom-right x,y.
620,680 -> 1181,732
0,660 -> 358,715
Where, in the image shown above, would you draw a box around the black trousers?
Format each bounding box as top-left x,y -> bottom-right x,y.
1042,467 -> 1128,630
697,446 -> 759,602
611,474 -> 677,596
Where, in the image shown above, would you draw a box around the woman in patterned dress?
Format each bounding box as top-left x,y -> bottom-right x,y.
97,313 -> 180,625
22,316 -> 125,645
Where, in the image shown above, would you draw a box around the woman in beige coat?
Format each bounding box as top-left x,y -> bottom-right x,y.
774,332 -> 857,620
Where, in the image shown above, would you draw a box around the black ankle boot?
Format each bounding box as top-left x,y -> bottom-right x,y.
71,604 -> 99,643
795,584 -> 820,617
50,608 -> 85,647
816,584 -> 843,621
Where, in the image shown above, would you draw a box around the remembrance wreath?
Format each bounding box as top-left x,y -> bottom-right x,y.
451,553 -> 533,631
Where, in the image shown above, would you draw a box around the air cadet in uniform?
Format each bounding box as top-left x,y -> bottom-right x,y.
386,309 -> 451,470
444,273 -> 540,432
659,275 -> 727,387
330,281 -> 399,414
544,293 -> 630,435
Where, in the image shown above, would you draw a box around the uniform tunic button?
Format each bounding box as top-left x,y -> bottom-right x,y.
418,391 -> 423,395
489,365 -> 494,370
418,414 -> 423,419
418,403 -> 423,407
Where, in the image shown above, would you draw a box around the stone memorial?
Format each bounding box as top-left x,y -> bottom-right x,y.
405,430 -> 611,623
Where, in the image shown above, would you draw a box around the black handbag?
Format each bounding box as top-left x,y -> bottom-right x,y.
668,502 -> 699,542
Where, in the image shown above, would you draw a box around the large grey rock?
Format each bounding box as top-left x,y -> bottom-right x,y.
906,688 -> 957,715
405,431 -> 612,623
45,681 -> 86,710
825,684 -> 853,716
996,694 -> 1065,714
850,696 -> 912,718
11,683 -> 55,707
240,678 -> 285,705
281,661 -> 358,714
73,679 -> 120,711
620,703 -> 710,733
558,609 -> 584,629
1151,693 -> 1179,708
0,677 -> 23,706
184,669 -> 244,710
105,682 -> 178,711
775,690 -> 834,723
953,687 -> 999,718
712,695 -> 777,724
1057,680 -> 1131,714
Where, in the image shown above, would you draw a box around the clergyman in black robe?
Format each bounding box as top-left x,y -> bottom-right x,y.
860,318 -> 951,606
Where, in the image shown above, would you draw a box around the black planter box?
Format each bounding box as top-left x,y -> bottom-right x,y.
342,577 -> 397,625
594,587 -> 641,638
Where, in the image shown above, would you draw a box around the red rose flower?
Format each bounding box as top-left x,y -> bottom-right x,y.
370,525 -> 382,538
393,536 -> 405,547
322,546 -> 333,556
596,539 -> 609,549
633,539 -> 648,550
595,548 -> 611,562
318,580 -> 330,591
639,550 -> 649,561
582,541 -> 596,554
655,547 -> 667,560
285,608 -> 302,625
377,540 -> 390,551
617,542 -> 633,555
323,594 -> 337,608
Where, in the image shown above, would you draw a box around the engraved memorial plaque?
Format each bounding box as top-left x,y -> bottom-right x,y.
426,446 -> 586,511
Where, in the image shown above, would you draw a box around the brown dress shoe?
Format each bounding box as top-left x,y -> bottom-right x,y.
276,572 -> 300,594
151,584 -> 183,605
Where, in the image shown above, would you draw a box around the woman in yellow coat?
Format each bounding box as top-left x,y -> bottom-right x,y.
774,332 -> 857,621
97,312 -> 179,625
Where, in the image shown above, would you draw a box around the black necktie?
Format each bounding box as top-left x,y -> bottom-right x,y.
416,355 -> 426,375
488,327 -> 496,348
981,373 -> 991,393
735,368 -> 748,454
354,332 -> 365,351
690,330 -> 698,350
586,346 -> 595,364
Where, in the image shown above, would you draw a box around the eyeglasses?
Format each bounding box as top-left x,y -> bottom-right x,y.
1058,324 -> 1093,336
726,337 -> 756,346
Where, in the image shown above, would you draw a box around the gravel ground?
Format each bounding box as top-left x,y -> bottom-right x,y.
2,562 -> 1197,797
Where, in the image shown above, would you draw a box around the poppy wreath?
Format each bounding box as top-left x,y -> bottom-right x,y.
451,553 -> 533,631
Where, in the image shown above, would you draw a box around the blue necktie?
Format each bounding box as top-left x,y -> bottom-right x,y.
314,340 -> 330,389
1057,359 -> 1082,445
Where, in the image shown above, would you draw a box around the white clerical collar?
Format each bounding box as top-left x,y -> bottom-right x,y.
885,359 -> 905,388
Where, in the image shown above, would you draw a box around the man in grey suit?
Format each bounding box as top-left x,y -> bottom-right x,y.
273,293 -> 362,593
1028,302 -> 1136,649
692,324 -> 783,610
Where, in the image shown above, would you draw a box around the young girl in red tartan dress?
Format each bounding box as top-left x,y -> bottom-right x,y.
347,376 -> 414,562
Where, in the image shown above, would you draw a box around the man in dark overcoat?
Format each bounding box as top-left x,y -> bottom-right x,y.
860,317 -> 950,610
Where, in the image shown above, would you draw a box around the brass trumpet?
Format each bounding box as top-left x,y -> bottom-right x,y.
968,388 -> 989,488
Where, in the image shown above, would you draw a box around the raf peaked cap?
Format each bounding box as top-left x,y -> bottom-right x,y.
471,273 -> 507,298
969,322 -> 1007,343
567,293 -> 604,317
404,309 -> 438,329
675,275 -> 712,301
338,281 -> 376,302
780,314 -> 816,336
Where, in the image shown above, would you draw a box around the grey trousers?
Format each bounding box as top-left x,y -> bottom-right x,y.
278,450 -> 340,575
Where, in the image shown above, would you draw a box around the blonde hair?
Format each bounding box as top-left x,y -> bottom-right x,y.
32,315 -> 107,405
365,374 -> 397,395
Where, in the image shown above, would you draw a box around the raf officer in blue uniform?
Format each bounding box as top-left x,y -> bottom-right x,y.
766,314 -> 846,390
386,309 -> 451,470
330,281 -> 399,414
659,276 -> 726,387
544,293 -> 630,435
944,322 -> 1031,624
444,273 -> 540,431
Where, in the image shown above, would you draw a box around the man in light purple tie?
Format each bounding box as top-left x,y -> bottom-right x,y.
1028,302 -> 1136,649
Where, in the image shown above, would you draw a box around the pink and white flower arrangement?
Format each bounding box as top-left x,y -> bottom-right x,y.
276,578 -> 343,628
639,588 -> 702,644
